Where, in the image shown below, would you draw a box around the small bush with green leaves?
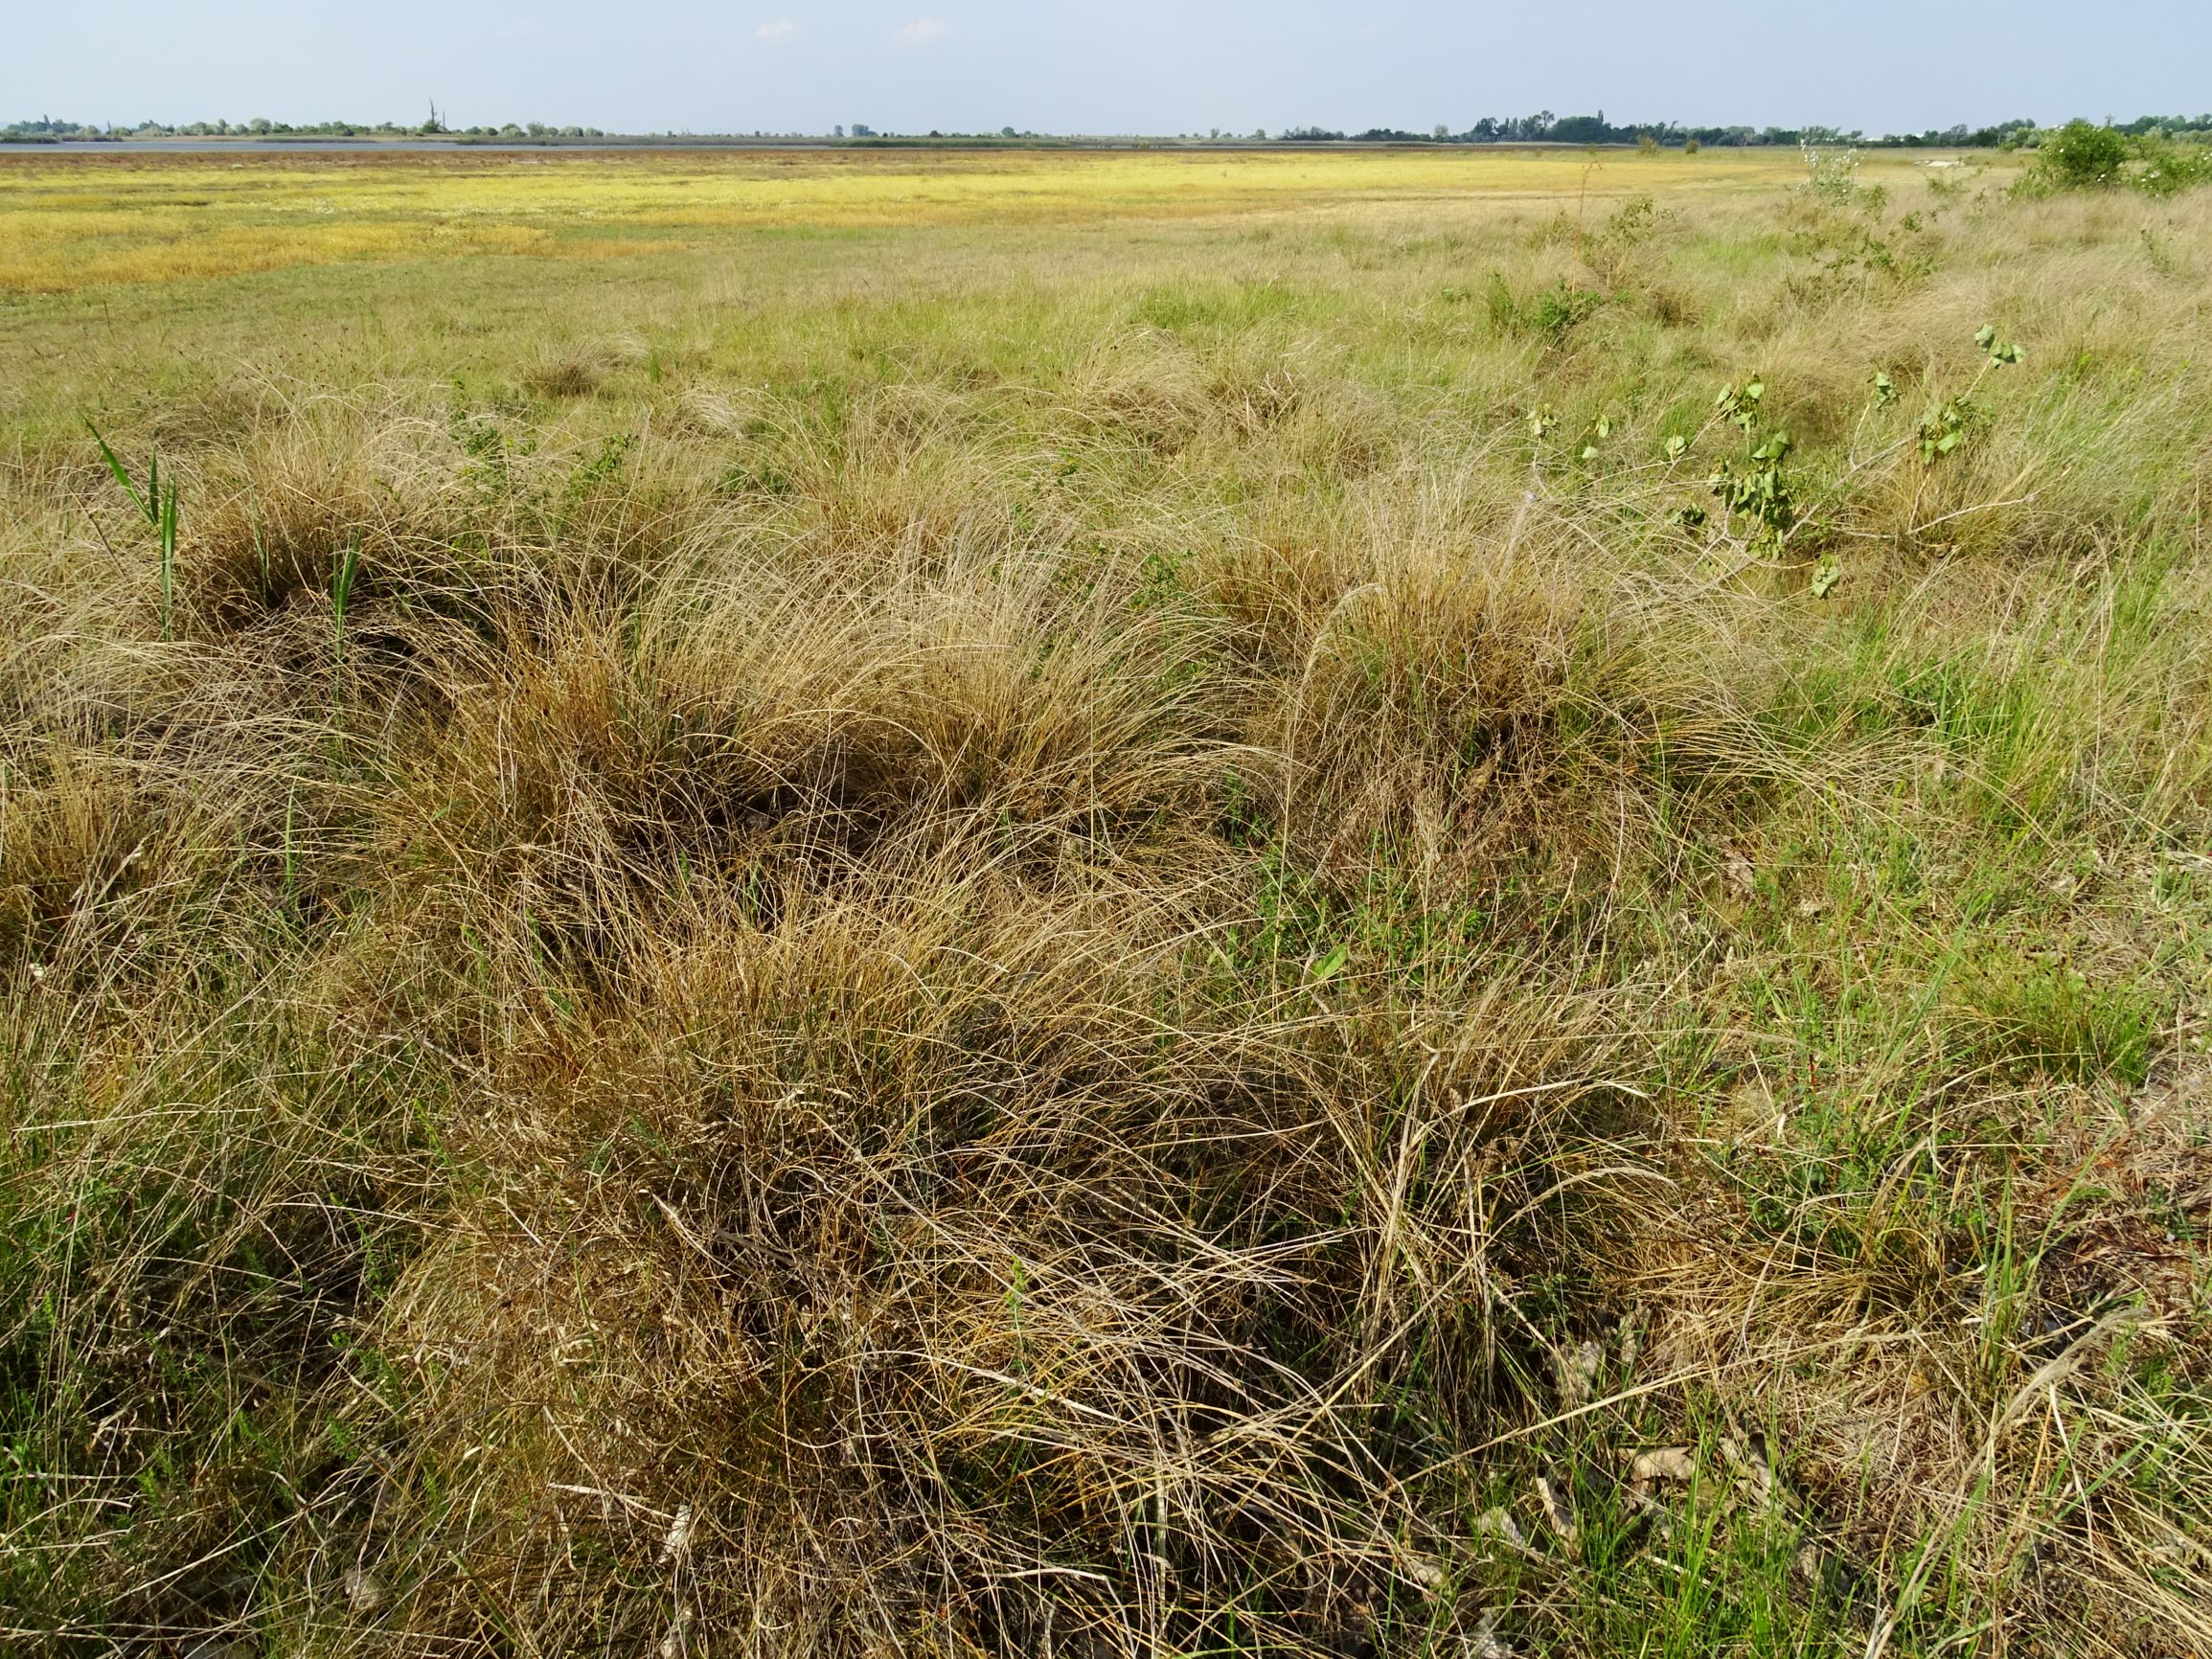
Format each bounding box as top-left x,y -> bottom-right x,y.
2134,134 -> 2212,197
2040,120 -> 2132,189
1795,142 -> 1885,215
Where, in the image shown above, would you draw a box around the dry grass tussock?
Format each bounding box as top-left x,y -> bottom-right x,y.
3,165 -> 2211,1658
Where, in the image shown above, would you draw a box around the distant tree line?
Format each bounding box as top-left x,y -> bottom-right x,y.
1287,113 -> 2150,149
0,115 -> 610,142
10,111 -> 2212,149
1270,112 -> 2212,148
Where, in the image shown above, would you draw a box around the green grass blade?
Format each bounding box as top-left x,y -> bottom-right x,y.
84,419 -> 155,524
158,481 -> 178,640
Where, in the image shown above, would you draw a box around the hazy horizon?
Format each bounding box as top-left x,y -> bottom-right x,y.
9,1 -> 2208,139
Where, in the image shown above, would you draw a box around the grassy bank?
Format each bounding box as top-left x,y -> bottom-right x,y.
2,148 -> 2208,1657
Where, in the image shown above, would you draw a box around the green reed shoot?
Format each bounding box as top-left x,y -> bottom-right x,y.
331,534 -> 361,659
87,420 -> 180,639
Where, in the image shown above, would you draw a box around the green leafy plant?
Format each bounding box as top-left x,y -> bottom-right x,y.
1715,376 -> 1765,433
2038,120 -> 2130,189
1584,193 -> 1660,289
554,429 -> 639,533
1916,397 -> 1970,462
1705,380 -> 1798,548
1974,323 -> 2024,366
1905,324 -> 2023,464
1709,431 -> 1796,545
1796,142 -> 1884,214
1488,271 -> 1601,343
2132,135 -> 2212,198
86,420 -> 179,639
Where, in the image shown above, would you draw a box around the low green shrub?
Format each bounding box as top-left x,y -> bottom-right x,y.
2040,120 -> 2131,188
2135,135 -> 2212,196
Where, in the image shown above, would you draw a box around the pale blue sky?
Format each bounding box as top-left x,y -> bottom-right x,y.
7,1 -> 2206,136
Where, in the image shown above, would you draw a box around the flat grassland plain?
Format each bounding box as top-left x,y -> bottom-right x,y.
1,146 -> 2208,1657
